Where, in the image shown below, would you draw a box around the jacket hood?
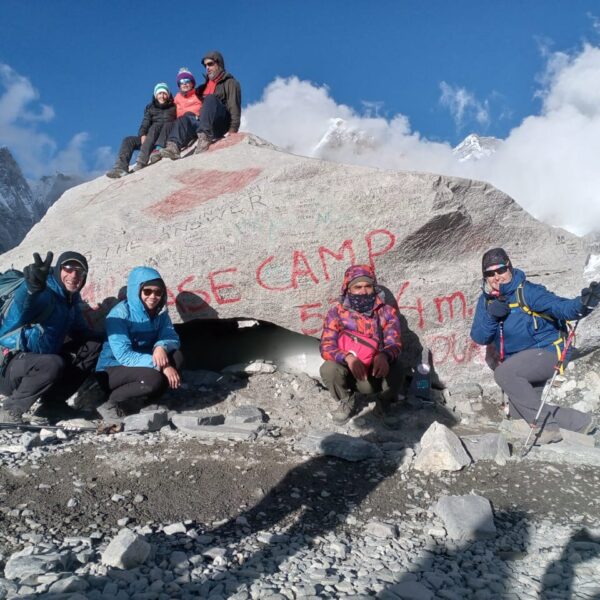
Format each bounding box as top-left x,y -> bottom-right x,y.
203,51 -> 225,70
341,264 -> 377,295
126,266 -> 166,319
51,250 -> 88,297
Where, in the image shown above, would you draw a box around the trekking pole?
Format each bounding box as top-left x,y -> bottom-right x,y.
521,321 -> 580,457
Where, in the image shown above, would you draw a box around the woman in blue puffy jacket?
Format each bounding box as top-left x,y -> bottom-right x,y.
470,247 -> 596,444
95,266 -> 183,421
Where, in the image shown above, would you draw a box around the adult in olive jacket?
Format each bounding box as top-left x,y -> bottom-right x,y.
160,51 -> 242,159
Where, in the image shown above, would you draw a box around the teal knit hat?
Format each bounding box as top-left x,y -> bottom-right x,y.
153,82 -> 170,98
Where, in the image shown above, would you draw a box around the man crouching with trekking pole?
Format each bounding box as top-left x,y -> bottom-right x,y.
0,251 -> 103,424
470,247 -> 599,445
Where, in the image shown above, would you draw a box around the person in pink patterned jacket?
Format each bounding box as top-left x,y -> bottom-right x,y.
320,264 -> 403,425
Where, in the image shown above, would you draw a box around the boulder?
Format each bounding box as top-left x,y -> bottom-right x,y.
4,548 -> 72,584
171,412 -> 225,428
297,430 -> 383,461
224,405 -> 266,424
413,421 -> 471,473
433,494 -> 496,540
461,432 -> 511,465
100,528 -> 150,569
123,410 -> 169,432
1,133 -> 593,384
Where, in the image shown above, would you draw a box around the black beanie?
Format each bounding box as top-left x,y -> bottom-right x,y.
482,248 -> 511,273
54,251 -> 89,289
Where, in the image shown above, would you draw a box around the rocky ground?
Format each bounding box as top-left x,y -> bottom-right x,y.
1,356 -> 600,599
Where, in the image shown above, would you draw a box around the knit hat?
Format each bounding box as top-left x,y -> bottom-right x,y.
348,275 -> 374,289
153,82 -> 170,98
482,247 -> 511,273
176,68 -> 195,87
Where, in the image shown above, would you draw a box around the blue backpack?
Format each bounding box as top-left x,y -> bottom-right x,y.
0,270 -> 55,354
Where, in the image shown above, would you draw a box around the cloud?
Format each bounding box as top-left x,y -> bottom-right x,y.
0,63 -> 107,178
439,81 -> 490,129
243,44 -> 600,236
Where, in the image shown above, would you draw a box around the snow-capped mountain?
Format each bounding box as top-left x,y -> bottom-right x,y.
0,147 -> 85,255
453,133 -> 502,162
312,118 -> 377,156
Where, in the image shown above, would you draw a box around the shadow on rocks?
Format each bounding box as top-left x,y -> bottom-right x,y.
540,527 -> 600,599
200,433 -> 401,594
376,508 -> 530,599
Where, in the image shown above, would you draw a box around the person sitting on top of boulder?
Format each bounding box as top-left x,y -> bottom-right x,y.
95,266 -> 183,422
0,251 -> 103,424
159,51 -> 241,160
106,82 -> 177,178
319,264 -> 404,425
470,247 -> 599,444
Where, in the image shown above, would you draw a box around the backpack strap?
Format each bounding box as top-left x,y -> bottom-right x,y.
0,294 -> 56,352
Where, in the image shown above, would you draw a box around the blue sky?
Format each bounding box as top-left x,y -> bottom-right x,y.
2,1 -> 600,233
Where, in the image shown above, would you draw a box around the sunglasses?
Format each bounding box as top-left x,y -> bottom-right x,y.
141,288 -> 163,298
484,265 -> 509,278
178,78 -> 192,85
61,264 -> 87,276
204,61 -> 215,67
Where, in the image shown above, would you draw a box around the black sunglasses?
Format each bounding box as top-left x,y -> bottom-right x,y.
484,265 -> 509,278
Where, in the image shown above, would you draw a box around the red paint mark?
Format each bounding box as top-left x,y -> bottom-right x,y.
318,239 -> 355,282
395,281 -> 426,330
172,275 -> 211,314
290,251 -> 320,288
256,256 -> 294,292
209,267 -> 241,304
297,303 -> 326,335
429,334 -> 485,365
208,132 -> 247,152
148,167 -> 262,218
433,292 -> 467,323
366,229 -> 396,270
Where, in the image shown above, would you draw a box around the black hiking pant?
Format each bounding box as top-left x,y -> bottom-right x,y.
494,348 -> 591,432
96,350 -> 184,411
0,340 -> 102,415
168,95 -> 230,149
115,121 -> 175,169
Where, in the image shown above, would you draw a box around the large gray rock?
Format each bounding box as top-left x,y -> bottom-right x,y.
4,548 -> 72,583
123,410 -> 168,432
171,412 -> 225,428
434,494 -> 496,540
461,432 -> 511,465
100,528 -> 150,569
297,430 -> 383,461
1,133 -> 593,383
173,422 -> 261,441
224,405 -> 266,424
414,421 -> 471,473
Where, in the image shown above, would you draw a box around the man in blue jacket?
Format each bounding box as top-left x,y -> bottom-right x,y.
0,251 -> 102,423
470,247 -> 598,444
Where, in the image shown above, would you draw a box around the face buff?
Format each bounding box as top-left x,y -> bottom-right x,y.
348,292 -> 377,313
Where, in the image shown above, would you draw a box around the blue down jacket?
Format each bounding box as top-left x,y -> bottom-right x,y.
470,269 -> 587,357
0,271 -> 90,354
96,267 -> 179,370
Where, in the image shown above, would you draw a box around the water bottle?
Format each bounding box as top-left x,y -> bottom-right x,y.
411,348 -> 433,405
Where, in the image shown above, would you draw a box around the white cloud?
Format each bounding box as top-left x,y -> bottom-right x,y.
0,63 -> 105,178
243,44 -> 600,236
439,81 -> 490,129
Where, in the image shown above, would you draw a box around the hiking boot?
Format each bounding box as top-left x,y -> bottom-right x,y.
67,377 -> 106,411
96,401 -> 124,424
160,142 -> 180,160
194,132 -> 212,154
331,396 -> 357,424
148,150 -> 162,164
106,167 -> 129,179
131,162 -> 144,173
533,425 -> 563,445
0,407 -> 24,424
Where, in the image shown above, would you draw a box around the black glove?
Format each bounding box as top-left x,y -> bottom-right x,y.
23,251 -> 53,294
487,298 -> 510,321
581,282 -> 600,310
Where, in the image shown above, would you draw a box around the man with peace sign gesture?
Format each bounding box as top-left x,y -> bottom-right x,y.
0,250 -> 102,424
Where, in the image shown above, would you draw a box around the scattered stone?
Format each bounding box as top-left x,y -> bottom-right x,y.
297,430 -> 383,461
225,405 -> 266,424
171,411 -> 225,429
386,579 -> 434,600
20,432 -> 42,451
223,361 -> 277,375
163,523 -> 187,535
4,548 -> 71,583
123,410 -> 169,432
39,428 -> 58,443
433,494 -> 496,540
461,432 -> 511,466
48,575 -> 89,594
364,520 -> 397,539
100,529 -> 151,569
414,422 -> 471,473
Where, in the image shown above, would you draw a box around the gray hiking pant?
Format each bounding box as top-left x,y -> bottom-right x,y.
494,348 -> 590,432
320,359 -> 404,403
